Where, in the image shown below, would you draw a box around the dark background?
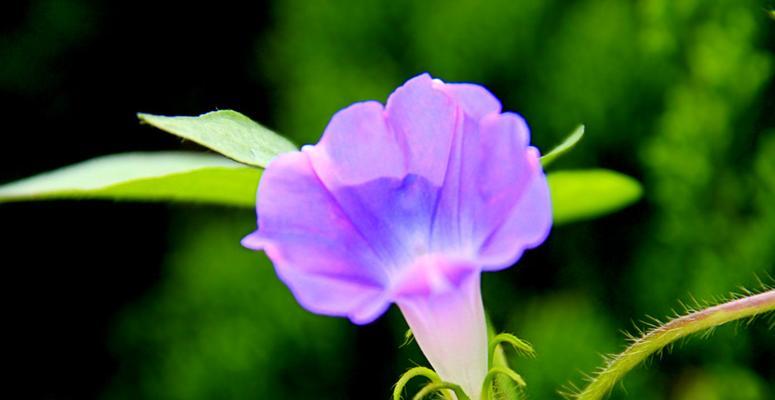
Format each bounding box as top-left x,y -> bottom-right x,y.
2,1 -> 273,397
1,1 -> 774,399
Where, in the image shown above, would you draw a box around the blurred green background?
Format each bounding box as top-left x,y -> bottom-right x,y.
1,0 -> 773,399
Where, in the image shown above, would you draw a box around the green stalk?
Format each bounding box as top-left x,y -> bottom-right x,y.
576,289 -> 775,400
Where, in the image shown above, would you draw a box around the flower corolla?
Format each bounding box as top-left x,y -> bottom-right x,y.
243,73 -> 552,398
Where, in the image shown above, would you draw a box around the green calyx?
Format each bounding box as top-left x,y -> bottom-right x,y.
392,366 -> 469,400
393,332 -> 535,400
481,332 -> 534,400
481,367 -> 527,400
488,333 -> 535,368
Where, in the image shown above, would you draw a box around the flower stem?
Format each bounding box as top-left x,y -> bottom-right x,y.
576,289 -> 775,400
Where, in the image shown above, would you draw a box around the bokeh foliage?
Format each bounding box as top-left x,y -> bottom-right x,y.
106,210 -> 351,400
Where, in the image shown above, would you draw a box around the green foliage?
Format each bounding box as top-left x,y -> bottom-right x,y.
548,169 -> 642,225
671,366 -> 769,400
1,116 -> 639,225
0,152 -> 259,206
632,0 -> 775,315
0,155 -> 641,225
138,111 -> 297,167
105,210 -> 350,399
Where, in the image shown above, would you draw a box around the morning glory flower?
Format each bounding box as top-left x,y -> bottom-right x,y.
242,73 -> 552,398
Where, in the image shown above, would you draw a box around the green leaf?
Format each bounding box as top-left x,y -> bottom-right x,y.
1,154 -> 641,226
548,169 -> 642,225
138,110 -> 297,167
0,152 -> 259,207
540,124 -> 585,167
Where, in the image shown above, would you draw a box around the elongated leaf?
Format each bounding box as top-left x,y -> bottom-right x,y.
548,169 -> 642,225
138,110 -> 297,167
540,124 -> 585,167
1,155 -> 641,224
0,152 -> 259,207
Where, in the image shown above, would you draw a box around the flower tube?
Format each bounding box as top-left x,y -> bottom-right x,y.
243,73 -> 552,399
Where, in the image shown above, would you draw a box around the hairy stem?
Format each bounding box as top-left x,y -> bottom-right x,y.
576,289 -> 775,400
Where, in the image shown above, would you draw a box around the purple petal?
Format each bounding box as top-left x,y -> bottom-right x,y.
430,111 -> 551,269
477,148 -> 552,269
276,267 -> 390,324
244,73 -> 552,330
243,151 -> 390,322
385,73 -> 458,186
324,174 -> 440,273
467,113 -> 550,267
440,82 -> 502,119
308,101 -> 406,186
